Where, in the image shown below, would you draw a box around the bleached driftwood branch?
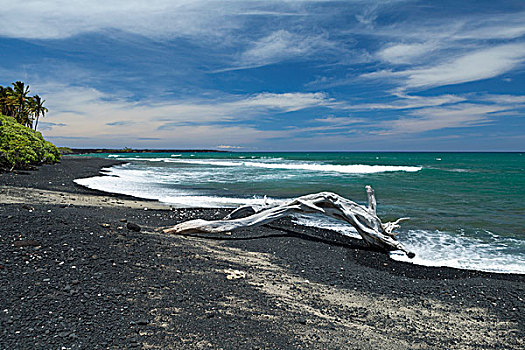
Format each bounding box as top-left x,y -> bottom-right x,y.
163,186 -> 414,258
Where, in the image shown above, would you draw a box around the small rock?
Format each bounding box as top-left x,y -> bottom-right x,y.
22,204 -> 34,211
136,319 -> 149,325
120,219 -> 127,222
127,223 -> 141,232
224,269 -> 246,280
100,223 -> 111,228
297,317 -> 308,325
14,240 -> 41,247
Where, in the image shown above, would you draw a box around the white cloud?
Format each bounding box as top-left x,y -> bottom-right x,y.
377,104 -> 510,134
278,116 -> 367,136
405,43 -> 525,88
452,13 -> 525,40
36,83 -> 336,147
377,42 -> 437,64
0,1 -> 366,41
363,9 -> 525,94
210,30 -> 342,71
479,94 -> 525,105
314,116 -> 366,125
365,43 -> 525,89
0,0 -> 242,40
366,11 -> 525,43
346,93 -> 465,110
231,92 -> 337,112
240,30 -> 326,66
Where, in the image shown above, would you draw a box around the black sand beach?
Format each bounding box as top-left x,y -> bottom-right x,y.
1,157 -> 523,349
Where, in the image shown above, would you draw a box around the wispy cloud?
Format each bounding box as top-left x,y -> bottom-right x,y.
0,0 -> 243,40
38,83 -> 337,147
479,94 -> 525,105
377,42 -> 438,64
216,30 -> 341,72
314,116 -> 366,125
37,122 -> 67,131
106,121 -> 136,126
230,92 -> 337,112
365,43 -> 525,89
2,1 -> 524,150
376,104 -> 511,135
345,94 -> 465,110
451,12 -> 525,40
405,44 -> 525,89
362,8 -> 525,93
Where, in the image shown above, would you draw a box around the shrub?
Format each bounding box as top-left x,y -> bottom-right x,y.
0,114 -> 61,171
58,147 -> 73,155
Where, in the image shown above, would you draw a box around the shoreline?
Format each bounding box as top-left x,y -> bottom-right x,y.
68,156 -> 524,277
1,158 -> 523,349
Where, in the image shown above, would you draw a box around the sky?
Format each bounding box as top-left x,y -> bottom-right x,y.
1,0 -> 524,151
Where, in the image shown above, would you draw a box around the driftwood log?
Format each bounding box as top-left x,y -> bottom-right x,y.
164,186 -> 415,258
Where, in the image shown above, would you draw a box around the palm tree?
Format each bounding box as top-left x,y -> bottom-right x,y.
1,82 -> 50,129
0,86 -> 15,117
31,95 -> 48,131
9,81 -> 31,126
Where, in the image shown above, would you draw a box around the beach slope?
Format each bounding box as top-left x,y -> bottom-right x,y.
0,158 -> 523,349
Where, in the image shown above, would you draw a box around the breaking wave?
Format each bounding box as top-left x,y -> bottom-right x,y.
117,157 -> 422,174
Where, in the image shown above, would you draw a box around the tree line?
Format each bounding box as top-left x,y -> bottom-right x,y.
0,81 -> 47,130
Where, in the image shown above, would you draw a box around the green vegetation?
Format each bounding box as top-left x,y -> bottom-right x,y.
0,81 -> 60,171
58,147 -> 73,155
0,114 -> 60,171
0,81 -> 48,130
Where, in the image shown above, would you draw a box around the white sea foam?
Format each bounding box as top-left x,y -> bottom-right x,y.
74,175 -> 168,201
117,157 -> 172,162
75,175 -> 278,208
113,157 -> 421,174
163,159 -> 422,174
389,229 -> 525,274
293,217 -> 525,274
74,165 -> 280,208
293,215 -> 525,274
108,154 -> 120,158
73,159 -> 522,275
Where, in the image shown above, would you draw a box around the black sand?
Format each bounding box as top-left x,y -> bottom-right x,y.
1,158 -> 523,349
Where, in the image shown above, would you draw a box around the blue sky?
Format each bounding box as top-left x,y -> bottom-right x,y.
1,0 -> 524,151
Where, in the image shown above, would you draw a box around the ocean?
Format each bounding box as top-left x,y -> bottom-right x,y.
74,152 -> 524,274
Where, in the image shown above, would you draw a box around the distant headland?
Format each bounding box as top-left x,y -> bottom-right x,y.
62,147 -> 229,155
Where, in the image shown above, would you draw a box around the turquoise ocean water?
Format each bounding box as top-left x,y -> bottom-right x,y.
75,152 -> 524,274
